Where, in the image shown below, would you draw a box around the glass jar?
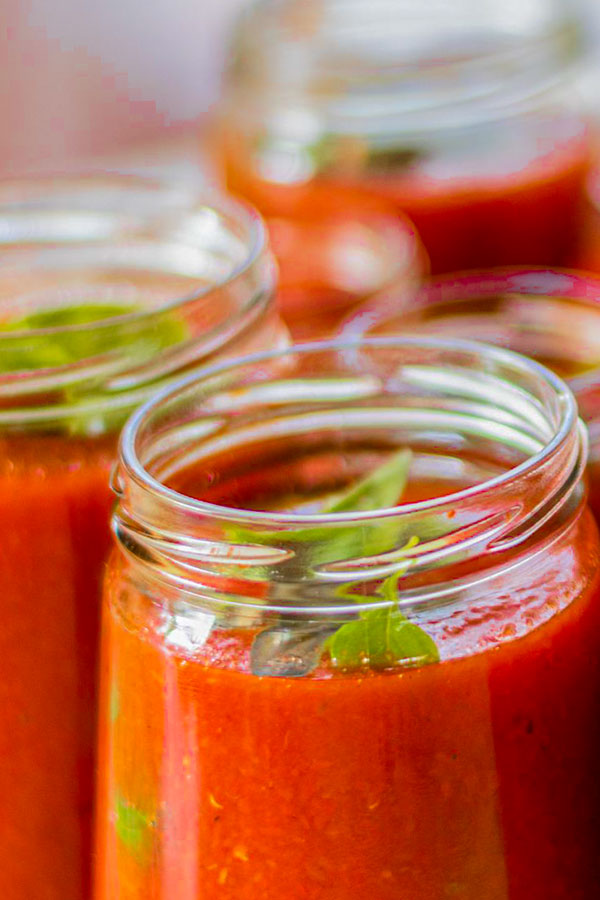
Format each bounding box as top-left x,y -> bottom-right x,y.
0,173 -> 285,900
217,0 -> 593,276
341,267 -> 600,518
266,195 -> 424,340
97,337 -> 600,899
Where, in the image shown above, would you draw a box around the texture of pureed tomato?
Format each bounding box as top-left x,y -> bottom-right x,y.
0,432 -> 116,900
95,484 -> 600,900
223,129 -> 592,277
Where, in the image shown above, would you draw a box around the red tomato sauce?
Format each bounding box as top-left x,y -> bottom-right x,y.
264,197 -> 424,339
223,129 -> 592,277
95,481 -> 600,899
577,171 -> 600,275
0,432 -> 116,900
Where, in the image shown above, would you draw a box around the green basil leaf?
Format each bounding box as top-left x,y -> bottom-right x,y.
228,448 -> 413,572
0,303 -> 137,371
109,681 -> 120,724
328,607 -> 439,670
241,452 -> 442,674
1,336 -> 72,372
309,448 -> 412,517
114,795 -> 156,856
1,302 -> 187,370
0,302 -> 188,434
17,303 -> 139,330
327,568 -> 440,671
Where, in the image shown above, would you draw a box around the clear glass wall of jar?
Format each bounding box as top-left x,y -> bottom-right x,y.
217,0 -> 593,276
265,196 -> 425,340
340,267 -> 600,520
97,337 -> 600,899
0,174 -> 285,900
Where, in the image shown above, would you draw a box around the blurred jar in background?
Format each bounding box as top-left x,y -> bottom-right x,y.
268,192 -> 425,339
0,174 -> 284,900
341,267 -> 600,517
217,0 -> 594,276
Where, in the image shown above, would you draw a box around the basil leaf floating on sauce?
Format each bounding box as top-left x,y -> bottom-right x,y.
0,302 -> 188,434
327,570 -> 440,672
249,450 -> 439,675
248,450 -> 413,674
0,320 -> 72,373
281,448 -> 414,571
327,608 -> 439,670
0,303 -> 135,372
0,302 -> 187,370
322,448 -> 413,514
17,303 -> 139,329
230,448 -> 413,570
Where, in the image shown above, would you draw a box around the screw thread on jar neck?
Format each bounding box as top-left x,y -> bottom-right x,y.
225,0 -> 583,142
113,337 -> 586,615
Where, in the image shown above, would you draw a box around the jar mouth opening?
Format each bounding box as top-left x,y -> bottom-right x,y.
227,0 -> 581,138
120,335 -> 579,528
0,174 -> 268,342
239,0 -> 579,65
343,267 -> 600,394
0,175 -> 277,430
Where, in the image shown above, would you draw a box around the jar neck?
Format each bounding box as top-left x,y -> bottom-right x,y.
342,267 -> 600,451
0,177 -> 281,434
224,0 -> 583,148
113,337 -> 585,615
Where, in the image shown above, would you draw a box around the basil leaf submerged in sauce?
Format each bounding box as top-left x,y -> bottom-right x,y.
114,794 -> 157,857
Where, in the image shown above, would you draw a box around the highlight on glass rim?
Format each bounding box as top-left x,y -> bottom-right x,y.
4,0 -> 600,898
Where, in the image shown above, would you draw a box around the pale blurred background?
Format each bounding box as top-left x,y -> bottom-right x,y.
4,0 -> 600,175
2,0 -> 248,173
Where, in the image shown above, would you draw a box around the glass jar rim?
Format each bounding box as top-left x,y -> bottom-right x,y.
119,334 -> 580,528
0,172 -> 269,340
341,267 -> 600,395
0,172 -> 278,428
224,0 -> 583,139
420,268 -> 600,394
